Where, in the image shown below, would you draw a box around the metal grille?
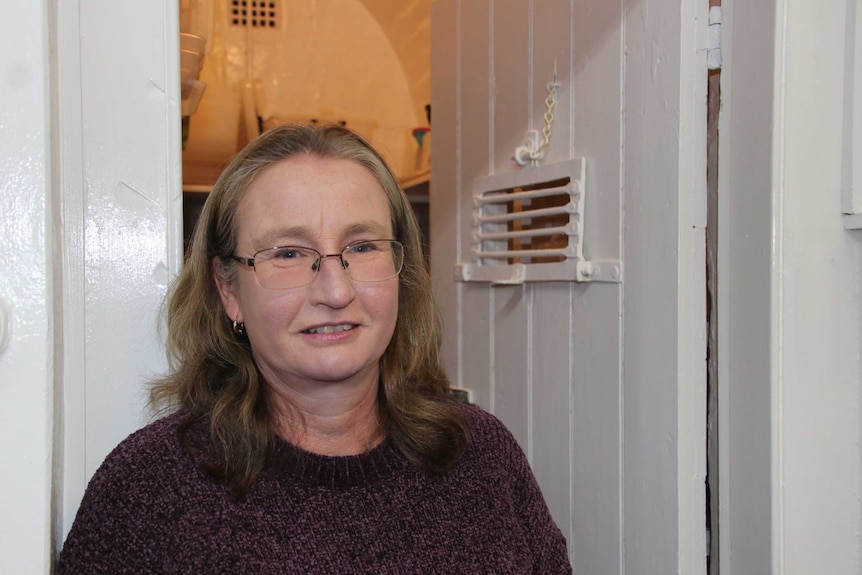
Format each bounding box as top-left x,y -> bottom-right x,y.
457,158 -> 620,284
474,176 -> 575,265
230,0 -> 278,28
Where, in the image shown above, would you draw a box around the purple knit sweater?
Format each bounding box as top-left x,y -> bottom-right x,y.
57,403 -> 571,574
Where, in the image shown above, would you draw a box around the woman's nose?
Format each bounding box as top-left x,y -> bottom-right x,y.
309,254 -> 355,307
312,253 -> 347,272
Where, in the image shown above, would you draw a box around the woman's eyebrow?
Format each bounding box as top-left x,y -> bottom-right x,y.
251,221 -> 391,250
250,225 -> 313,251
341,221 -> 391,238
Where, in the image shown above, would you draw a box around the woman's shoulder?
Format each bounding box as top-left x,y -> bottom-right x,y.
65,412 -> 201,539
444,402 -> 542,500
105,411 -> 185,460
57,413 -> 207,571
84,412 -> 191,493
452,402 -> 523,459
454,401 -> 501,429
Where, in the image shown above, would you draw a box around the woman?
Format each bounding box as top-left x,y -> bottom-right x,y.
57,123 -> 572,574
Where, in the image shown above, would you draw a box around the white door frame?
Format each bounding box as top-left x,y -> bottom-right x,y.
53,0 -> 182,551
719,0 -> 862,572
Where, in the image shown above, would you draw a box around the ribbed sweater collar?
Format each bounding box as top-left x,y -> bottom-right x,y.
265,435 -> 409,489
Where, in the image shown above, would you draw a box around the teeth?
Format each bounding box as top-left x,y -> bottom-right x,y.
306,324 -> 354,334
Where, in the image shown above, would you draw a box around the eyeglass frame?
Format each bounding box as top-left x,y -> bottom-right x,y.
231,239 -> 405,290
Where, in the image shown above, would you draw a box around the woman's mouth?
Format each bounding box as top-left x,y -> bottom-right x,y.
303,324 -> 356,335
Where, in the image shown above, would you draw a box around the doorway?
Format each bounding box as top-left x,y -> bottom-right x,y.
178,0 -> 434,254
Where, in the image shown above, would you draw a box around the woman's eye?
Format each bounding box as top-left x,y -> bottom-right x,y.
347,242 -> 378,254
273,247 -> 303,259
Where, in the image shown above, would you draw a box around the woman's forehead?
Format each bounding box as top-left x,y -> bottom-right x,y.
235,156 -> 394,247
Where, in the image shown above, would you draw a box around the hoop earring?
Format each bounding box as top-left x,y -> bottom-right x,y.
232,319 -> 245,335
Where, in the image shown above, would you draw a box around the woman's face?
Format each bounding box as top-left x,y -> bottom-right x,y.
216,155 -> 399,396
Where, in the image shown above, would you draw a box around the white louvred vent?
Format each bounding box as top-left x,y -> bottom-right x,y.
456,158 -> 621,285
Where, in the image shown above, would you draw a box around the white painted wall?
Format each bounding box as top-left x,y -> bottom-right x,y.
0,2 -> 180,572
430,0 -> 707,572
720,0 -> 862,572
0,2 -> 54,572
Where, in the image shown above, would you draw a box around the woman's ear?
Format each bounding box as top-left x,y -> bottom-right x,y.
213,257 -> 241,322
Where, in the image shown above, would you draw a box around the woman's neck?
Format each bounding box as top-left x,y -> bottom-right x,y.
268,376 -> 383,456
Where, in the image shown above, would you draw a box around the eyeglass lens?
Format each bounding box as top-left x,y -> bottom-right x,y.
252,240 -> 403,289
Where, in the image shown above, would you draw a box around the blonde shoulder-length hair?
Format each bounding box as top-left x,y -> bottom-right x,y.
152,123 -> 468,492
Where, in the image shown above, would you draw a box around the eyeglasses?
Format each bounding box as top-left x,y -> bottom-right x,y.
232,239 -> 404,290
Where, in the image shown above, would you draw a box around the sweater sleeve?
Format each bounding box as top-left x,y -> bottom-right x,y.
465,405 -> 573,574
512,446 -> 573,574
56,420 -> 184,574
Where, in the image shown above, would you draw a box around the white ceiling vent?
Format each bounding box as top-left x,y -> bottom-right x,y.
230,0 -> 278,29
456,158 -> 621,285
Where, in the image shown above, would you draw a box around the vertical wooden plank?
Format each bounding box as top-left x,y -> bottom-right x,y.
532,0 -> 572,166
719,2 -> 775,571
490,285 -> 530,446
489,0 -> 532,447
492,0 -> 532,176
623,7 -> 685,564
530,284 -> 574,544
573,0 -> 623,260
569,1 -> 625,574
529,0 -> 575,556
675,0 -> 708,568
570,284 -> 622,575
457,1 -> 494,407
846,0 -> 862,223
623,0 -> 707,571
430,0 -> 461,384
